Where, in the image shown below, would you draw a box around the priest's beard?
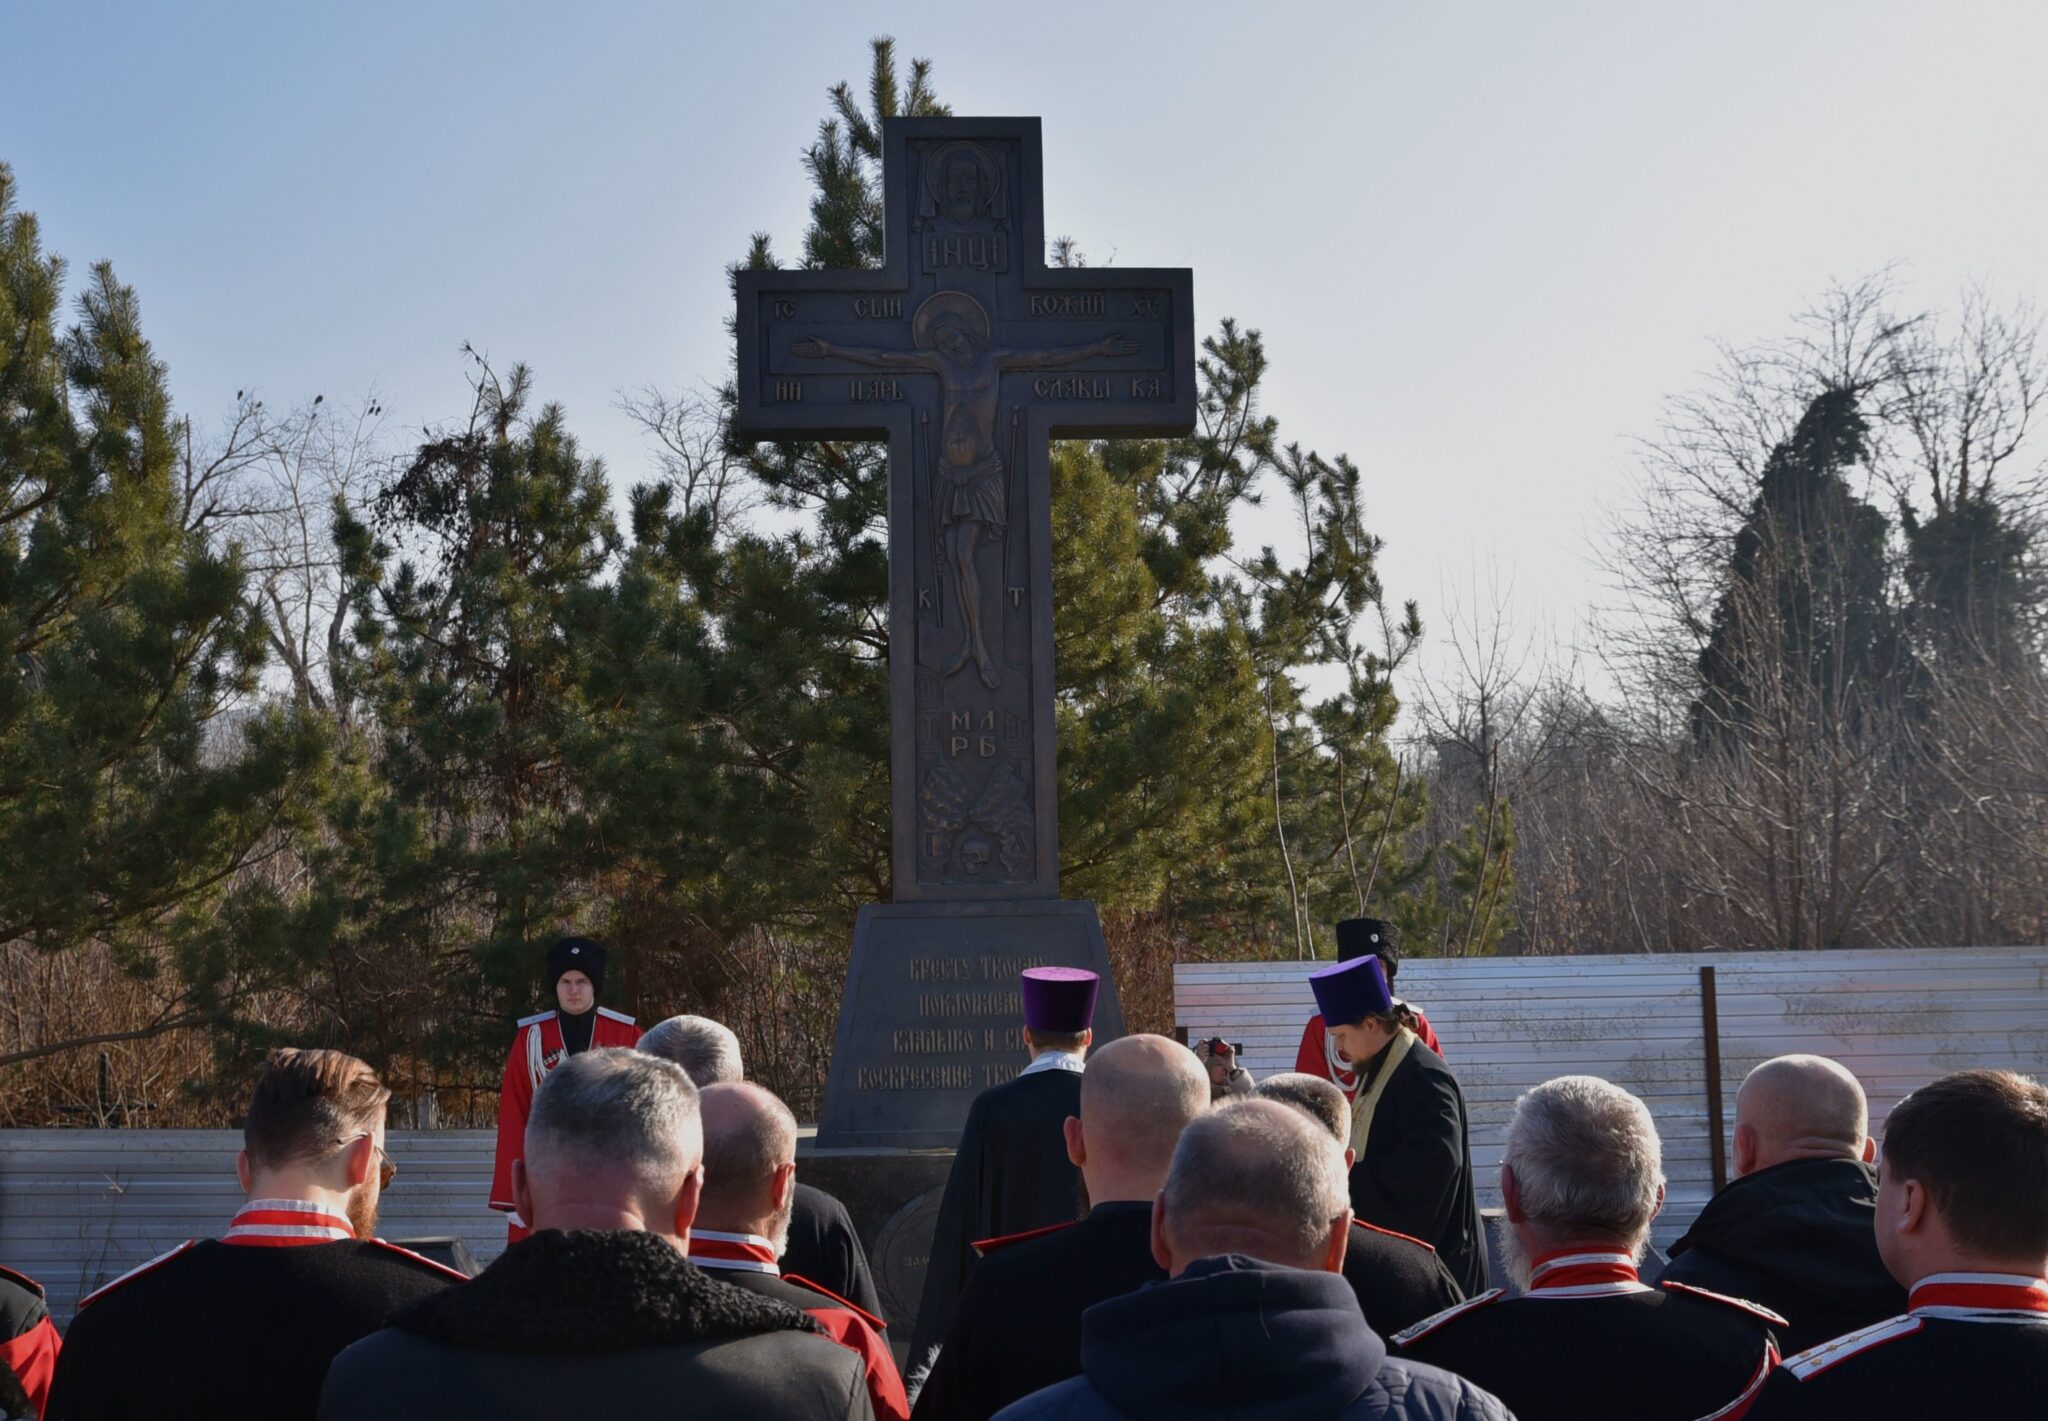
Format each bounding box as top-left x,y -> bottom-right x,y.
346,1181 -> 380,1242
768,1192 -> 796,1258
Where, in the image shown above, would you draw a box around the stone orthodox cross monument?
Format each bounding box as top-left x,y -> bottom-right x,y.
735,118 -> 1194,1148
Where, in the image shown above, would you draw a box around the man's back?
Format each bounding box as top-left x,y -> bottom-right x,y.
992,1254 -> 1509,1421
1660,1156 -> 1903,1353
909,1067 -> 1085,1380
786,1181 -> 885,1320
318,1228 -> 871,1421
1341,1222 -> 1465,1339
912,1201 -> 1163,1421
1395,1273 -> 1779,1421
47,1238 -> 459,1421
1743,1277 -> 2048,1419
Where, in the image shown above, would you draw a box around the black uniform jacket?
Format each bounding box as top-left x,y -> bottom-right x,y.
1394,1252 -> 1782,1421
1743,1272 -> 2048,1420
912,1201 -> 1163,1421
1348,1037 -> 1490,1296
317,1229 -> 873,1421
907,1065 -> 1085,1384
46,1237 -> 461,1421
1341,1221 -> 1466,1340
787,1181 -> 885,1321
1660,1155 -> 1904,1356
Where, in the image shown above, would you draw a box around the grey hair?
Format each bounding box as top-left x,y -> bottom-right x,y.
1254,1072 -> 1350,1146
637,1015 -> 744,1086
1162,1098 -> 1349,1265
1505,1076 -> 1664,1246
698,1082 -> 798,1217
527,1047 -> 701,1187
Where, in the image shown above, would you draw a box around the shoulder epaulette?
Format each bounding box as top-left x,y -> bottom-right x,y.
1351,1219 -> 1437,1253
784,1273 -> 887,1332
0,1264 -> 43,1299
972,1219 -> 1076,1258
364,1238 -> 473,1283
76,1240 -> 200,1309
596,1006 -> 636,1025
1392,1287 -> 1507,1347
1781,1313 -> 1923,1379
516,1010 -> 556,1028
1661,1280 -> 1791,1327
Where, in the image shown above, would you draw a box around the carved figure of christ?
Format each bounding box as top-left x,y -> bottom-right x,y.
791,313 -> 1137,688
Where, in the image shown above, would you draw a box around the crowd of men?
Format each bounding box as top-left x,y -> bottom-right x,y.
2,937 -> 2044,1420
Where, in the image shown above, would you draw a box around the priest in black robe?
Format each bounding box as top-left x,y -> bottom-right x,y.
1310,948 -> 1491,1296
903,967 -> 1099,1398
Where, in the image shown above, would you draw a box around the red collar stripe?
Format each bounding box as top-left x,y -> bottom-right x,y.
691,1230 -> 780,1274
1527,1250 -> 1644,1293
222,1199 -> 354,1246
1909,1272 -> 2048,1318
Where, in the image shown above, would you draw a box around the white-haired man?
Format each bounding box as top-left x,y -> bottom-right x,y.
1396,1075 -> 1781,1421
319,1049 -> 873,1420
995,1099 -> 1511,1421
638,1013 -> 882,1318
1662,1054 -> 1904,1353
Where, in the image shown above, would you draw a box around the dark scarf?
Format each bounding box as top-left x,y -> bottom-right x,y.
389,1229 -> 823,1354
558,1008 -> 595,1055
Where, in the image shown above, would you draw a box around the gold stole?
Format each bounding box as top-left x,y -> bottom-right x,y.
1348,1026 -> 1417,1157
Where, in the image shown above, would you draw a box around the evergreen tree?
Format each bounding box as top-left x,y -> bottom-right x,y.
0,164 -> 327,1065
1691,387 -> 1898,748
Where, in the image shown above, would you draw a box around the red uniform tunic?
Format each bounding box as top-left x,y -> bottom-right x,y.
0,1264 -> 59,1419
489,1006 -> 641,1235
1294,1005 -> 1442,1100
690,1231 -> 910,1421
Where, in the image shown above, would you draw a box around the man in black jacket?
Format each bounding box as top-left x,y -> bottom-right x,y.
911,1034 -> 1209,1421
47,1049 -> 463,1421
319,1049 -> 871,1421
1662,1053 -> 1903,1353
993,1099 -> 1511,1421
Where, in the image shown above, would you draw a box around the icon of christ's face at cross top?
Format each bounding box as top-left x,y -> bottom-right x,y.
791,294 -> 1137,690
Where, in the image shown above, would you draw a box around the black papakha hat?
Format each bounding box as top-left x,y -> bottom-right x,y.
1334,917 -> 1400,970
546,936 -> 607,995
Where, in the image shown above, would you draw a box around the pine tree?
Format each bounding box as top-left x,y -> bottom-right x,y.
0,163 -> 328,1065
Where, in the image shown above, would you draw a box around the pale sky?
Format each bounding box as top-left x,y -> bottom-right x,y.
7,1 -> 2045,692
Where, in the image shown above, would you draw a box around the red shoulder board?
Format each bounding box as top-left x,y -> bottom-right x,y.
971,1219 -> 1076,1258
1351,1219 -> 1437,1253
1662,1280 -> 1790,1328
784,1274 -> 888,1332
76,1240 -> 200,1309
364,1238 -> 473,1283
0,1265 -> 43,1299
1390,1287 -> 1507,1348
1780,1314 -> 1922,1380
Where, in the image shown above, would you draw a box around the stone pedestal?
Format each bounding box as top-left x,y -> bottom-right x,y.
817,899 -> 1124,1149
794,1143 -> 954,1334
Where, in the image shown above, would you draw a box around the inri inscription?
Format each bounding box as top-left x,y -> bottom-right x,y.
733,118 -> 1195,902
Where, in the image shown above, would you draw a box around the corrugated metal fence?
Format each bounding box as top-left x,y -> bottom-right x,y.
1173,947 -> 2048,1245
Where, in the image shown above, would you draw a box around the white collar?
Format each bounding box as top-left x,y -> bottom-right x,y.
1021,1049 -> 1086,1076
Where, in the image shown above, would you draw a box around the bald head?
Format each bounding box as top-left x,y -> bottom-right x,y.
697,1082 -> 799,1243
1066,1034 -> 1210,1202
1734,1054 -> 1872,1175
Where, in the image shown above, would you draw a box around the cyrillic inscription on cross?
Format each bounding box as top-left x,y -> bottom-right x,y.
734,118 -> 1195,901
